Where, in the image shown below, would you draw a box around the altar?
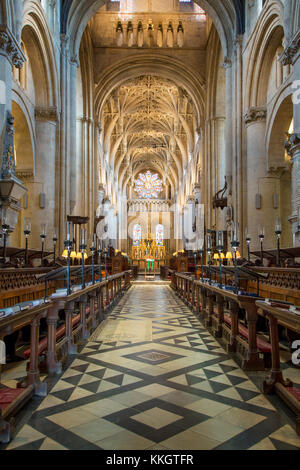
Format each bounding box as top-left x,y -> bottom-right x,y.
131,233 -> 166,273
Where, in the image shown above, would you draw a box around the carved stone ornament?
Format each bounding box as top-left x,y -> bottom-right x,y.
15,169 -> 34,180
222,57 -> 232,69
1,112 -> 16,179
0,26 -> 26,68
279,30 -> 300,66
244,107 -> 267,125
35,106 -> 58,122
285,133 -> 300,158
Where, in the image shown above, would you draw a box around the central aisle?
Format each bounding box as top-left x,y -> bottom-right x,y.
6,286 -> 300,450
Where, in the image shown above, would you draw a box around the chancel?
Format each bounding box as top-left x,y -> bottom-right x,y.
0,0 -> 300,452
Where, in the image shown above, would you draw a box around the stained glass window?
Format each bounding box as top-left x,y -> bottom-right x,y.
156,224 -> 164,246
135,171 -> 163,199
133,224 -> 142,246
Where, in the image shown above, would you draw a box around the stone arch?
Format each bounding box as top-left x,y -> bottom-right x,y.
94,54 -> 205,124
22,1 -> 59,107
266,92 -> 293,248
9,98 -> 35,247
11,91 -> 35,174
66,0 -> 236,61
266,88 -> 293,171
245,1 -> 284,109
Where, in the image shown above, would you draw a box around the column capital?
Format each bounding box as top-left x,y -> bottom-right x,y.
244,107 -> 267,126
60,34 -> 80,67
35,106 -> 59,122
186,195 -> 195,204
0,25 -> 26,69
279,30 -> 300,66
285,133 -> 300,160
222,56 -> 232,69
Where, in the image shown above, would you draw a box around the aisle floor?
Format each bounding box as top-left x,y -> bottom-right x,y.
3,285 -> 300,450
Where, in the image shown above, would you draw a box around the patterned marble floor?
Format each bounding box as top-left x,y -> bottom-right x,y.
2,285 -> 300,450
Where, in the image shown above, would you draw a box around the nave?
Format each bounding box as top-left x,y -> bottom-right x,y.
2,285 -> 300,451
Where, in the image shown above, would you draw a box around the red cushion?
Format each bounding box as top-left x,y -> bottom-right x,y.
0,387 -> 25,412
287,387 -> 300,402
256,336 -> 272,353
23,308 -> 89,359
223,314 -> 271,353
224,313 -> 232,326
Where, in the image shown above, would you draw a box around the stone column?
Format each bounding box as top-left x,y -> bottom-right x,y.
58,35 -> 79,245
184,195 -> 196,250
233,37 -> 244,246
244,107 -> 276,252
0,26 -> 25,145
281,30 -> 300,244
286,134 -> 300,243
0,27 -> 26,240
223,57 -> 233,195
33,106 -> 58,249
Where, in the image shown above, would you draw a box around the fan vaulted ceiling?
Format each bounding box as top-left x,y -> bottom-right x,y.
101,75 -> 198,194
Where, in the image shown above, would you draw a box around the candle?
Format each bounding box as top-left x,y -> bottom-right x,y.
207,234 -> 212,250
217,230 -> 223,247
80,228 -> 86,246
245,227 -> 250,240
275,217 -> 282,233
66,221 -> 73,241
24,219 -> 31,233
232,222 -> 239,243
258,226 -> 265,238
41,223 -> 47,237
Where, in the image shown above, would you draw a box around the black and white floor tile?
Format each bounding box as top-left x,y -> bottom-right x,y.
1,285 -> 300,450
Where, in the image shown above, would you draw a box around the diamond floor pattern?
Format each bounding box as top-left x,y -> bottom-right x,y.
1,285 -> 299,450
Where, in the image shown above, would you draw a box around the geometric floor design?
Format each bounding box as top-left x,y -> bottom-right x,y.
1,285 -> 300,450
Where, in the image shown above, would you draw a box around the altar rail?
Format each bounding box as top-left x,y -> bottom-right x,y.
0,270 -> 131,444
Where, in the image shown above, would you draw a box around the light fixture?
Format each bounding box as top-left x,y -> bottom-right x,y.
70,251 -> 77,259
213,253 -> 219,260
62,249 -> 68,258
236,251 -> 241,259
226,251 -> 232,260
220,253 -> 225,260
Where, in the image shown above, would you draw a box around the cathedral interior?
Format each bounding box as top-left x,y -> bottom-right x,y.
0,0 -> 300,452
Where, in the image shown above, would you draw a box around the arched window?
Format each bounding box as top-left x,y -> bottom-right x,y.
156,224 -> 164,246
133,224 -> 142,246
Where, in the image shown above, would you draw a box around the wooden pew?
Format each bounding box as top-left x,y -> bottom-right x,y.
172,272 -> 271,371
0,270 -> 131,443
0,301 -> 51,443
0,268 -> 59,309
256,300 -> 300,435
194,280 -> 269,370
